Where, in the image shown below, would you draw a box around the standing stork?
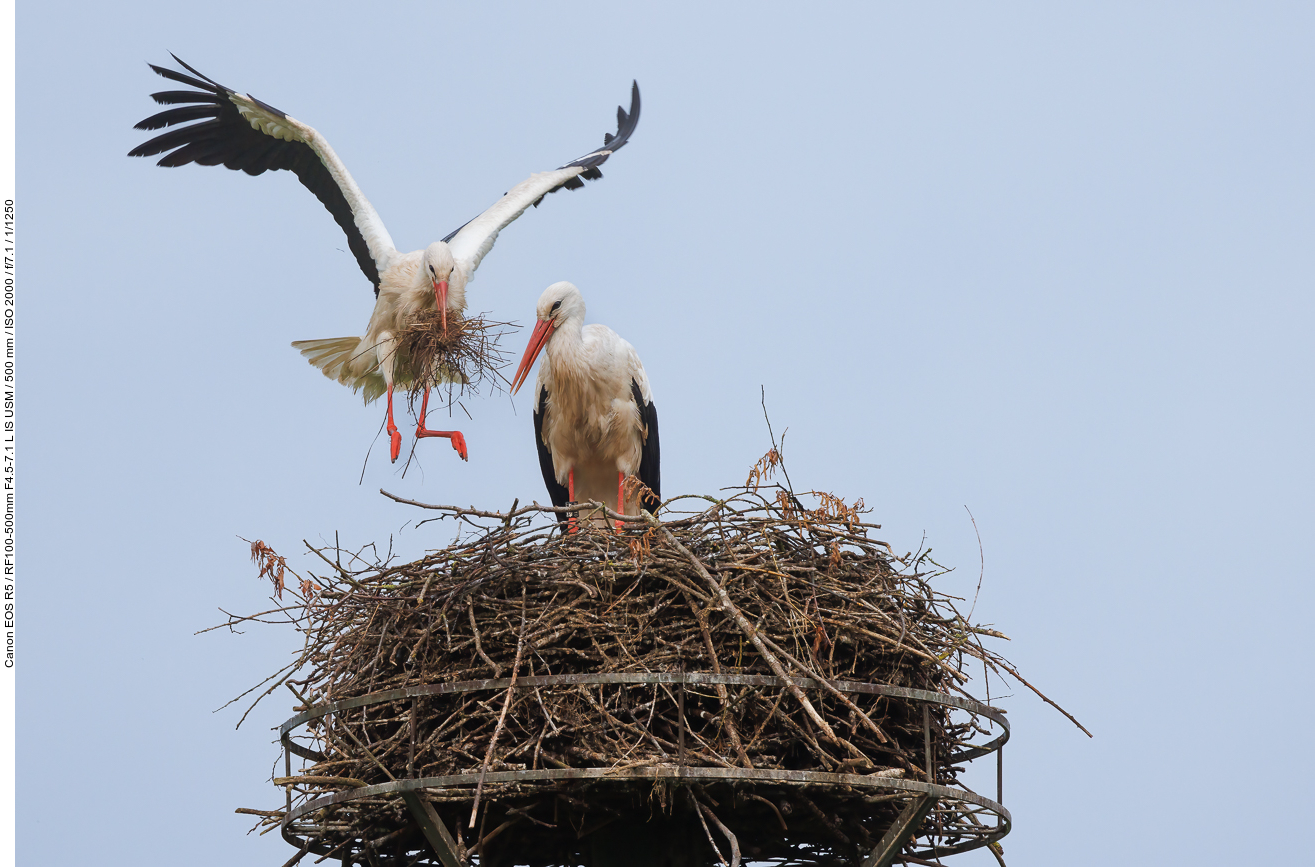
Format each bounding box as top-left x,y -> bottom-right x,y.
510,282 -> 660,529
129,56 -> 640,463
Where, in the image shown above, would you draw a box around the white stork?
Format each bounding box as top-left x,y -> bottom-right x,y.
129,55 -> 640,463
510,282 -> 660,529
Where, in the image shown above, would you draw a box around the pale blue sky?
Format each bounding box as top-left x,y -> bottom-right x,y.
19,2 -> 1315,864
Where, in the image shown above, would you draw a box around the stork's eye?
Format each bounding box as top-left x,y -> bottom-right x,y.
550,300 -> 562,314
428,265 -> 435,275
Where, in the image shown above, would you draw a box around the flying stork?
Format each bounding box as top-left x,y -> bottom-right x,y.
510,282 -> 660,529
129,56 -> 640,463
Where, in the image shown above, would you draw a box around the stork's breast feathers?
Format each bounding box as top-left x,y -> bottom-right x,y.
539,383 -> 645,476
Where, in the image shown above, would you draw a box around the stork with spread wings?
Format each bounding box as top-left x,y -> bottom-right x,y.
130,55 -> 640,463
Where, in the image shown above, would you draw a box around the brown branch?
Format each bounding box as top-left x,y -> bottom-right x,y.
470,587 -> 528,827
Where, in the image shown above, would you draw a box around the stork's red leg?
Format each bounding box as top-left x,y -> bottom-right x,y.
386,384 -> 402,463
415,387 -> 468,461
568,468 -> 577,535
616,472 -> 625,531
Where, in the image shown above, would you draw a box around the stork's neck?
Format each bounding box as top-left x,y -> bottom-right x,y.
544,314 -> 587,375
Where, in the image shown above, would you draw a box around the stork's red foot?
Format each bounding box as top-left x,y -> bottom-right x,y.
417,425 -> 468,461
415,387 -> 467,460
387,422 -> 402,463
448,431 -> 468,461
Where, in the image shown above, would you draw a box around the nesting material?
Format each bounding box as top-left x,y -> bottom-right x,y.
395,310 -> 516,402
227,487 -> 1058,865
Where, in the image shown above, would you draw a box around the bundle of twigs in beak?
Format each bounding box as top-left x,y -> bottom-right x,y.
396,309 -> 517,404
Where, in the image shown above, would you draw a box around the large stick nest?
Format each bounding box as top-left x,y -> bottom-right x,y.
226,482 -> 1070,866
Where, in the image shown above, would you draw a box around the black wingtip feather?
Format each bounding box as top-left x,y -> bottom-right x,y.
148,63 -> 221,94
130,119 -> 227,157
168,53 -> 229,92
149,89 -> 224,107
134,104 -> 219,131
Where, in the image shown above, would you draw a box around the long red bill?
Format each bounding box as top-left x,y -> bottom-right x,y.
434,280 -> 449,332
511,319 -> 555,395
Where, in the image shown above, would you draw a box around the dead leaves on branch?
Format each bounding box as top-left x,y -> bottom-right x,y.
627,525 -> 656,563
748,441 -> 868,532
809,491 -> 868,529
247,539 -> 319,603
249,540 -> 287,600
773,488 -> 868,530
746,446 -> 783,491
622,474 -> 660,514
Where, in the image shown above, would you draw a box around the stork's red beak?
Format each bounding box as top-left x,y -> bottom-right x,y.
433,279 -> 449,333
511,318 -> 556,395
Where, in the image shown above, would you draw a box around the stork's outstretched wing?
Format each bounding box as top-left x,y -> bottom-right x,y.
445,82 -> 641,277
129,55 -> 397,293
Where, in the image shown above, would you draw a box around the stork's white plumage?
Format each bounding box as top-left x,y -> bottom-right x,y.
130,56 -> 640,462
511,282 -> 660,529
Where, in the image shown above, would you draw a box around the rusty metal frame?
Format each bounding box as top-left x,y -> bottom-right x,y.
280,672 -> 1009,761
400,792 -> 462,867
283,769 -> 1007,863
862,794 -> 938,867
279,672 -> 1011,864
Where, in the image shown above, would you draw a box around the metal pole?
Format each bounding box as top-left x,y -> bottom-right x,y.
677,680 -> 687,769
923,704 -> 933,784
402,792 -> 464,867
860,795 -> 937,867
996,742 -> 1003,827
285,742 -> 292,814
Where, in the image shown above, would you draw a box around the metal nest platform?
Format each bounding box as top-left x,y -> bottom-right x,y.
227,485 -> 1053,866
276,673 -> 1008,866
